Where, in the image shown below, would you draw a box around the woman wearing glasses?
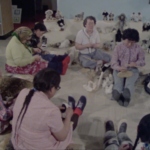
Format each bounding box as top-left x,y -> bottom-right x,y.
10,68 -> 86,150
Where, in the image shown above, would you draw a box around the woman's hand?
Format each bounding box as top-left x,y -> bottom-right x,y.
33,55 -> 41,61
33,48 -> 42,53
119,144 -> 132,150
119,67 -> 127,72
128,62 -> 137,67
66,108 -> 73,119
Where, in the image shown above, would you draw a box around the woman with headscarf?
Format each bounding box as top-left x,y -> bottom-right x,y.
5,27 -> 69,75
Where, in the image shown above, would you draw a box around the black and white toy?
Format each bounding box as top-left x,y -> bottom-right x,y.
115,29 -> 122,42
57,18 -> 65,31
74,12 -> 84,21
109,12 -> 114,21
138,12 -> 142,21
131,12 -> 136,22
102,10 -> 109,21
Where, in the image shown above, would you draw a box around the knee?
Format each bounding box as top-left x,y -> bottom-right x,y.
81,60 -> 89,68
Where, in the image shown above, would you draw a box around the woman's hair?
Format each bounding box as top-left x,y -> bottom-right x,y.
13,27 -> 33,41
122,28 -> 139,42
132,114 -> 150,150
83,16 -> 96,27
14,68 -> 60,137
34,22 -> 47,32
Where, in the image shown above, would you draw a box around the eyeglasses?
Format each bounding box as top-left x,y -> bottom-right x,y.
56,86 -> 61,91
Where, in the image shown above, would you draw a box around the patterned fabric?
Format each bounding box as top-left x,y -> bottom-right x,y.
0,94 -> 13,134
12,27 -> 33,41
136,142 -> 150,150
111,42 -> 145,71
6,61 -> 48,75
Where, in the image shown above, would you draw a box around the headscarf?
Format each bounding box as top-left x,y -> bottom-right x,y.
12,27 -> 33,42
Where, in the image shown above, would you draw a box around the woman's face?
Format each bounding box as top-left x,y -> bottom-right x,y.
21,36 -> 32,44
85,19 -> 95,32
35,29 -> 46,38
124,39 -> 135,48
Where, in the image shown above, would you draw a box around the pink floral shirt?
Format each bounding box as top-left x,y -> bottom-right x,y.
111,42 -> 145,71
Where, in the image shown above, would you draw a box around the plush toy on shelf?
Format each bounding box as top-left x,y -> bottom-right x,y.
102,10 -> 108,21
138,12 -> 142,21
45,9 -> 54,21
116,13 -> 127,33
130,12 -> 136,22
109,12 -> 114,21
74,12 -> 84,21
55,10 -> 63,20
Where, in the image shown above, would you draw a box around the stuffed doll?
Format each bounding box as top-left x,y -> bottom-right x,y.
109,12 -> 114,21
138,12 -> 142,21
102,10 -> 108,21
74,12 -> 84,21
143,22 -> 149,31
55,10 -> 63,20
116,13 -> 127,33
45,10 -> 53,21
131,13 -> 136,21
115,29 -> 122,42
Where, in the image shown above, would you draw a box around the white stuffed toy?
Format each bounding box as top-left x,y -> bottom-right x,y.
45,9 -> 53,21
59,39 -> 70,48
55,10 -> 63,20
96,21 -> 116,34
74,12 -> 84,21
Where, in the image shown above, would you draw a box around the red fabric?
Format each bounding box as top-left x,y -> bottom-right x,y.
74,108 -> 82,116
62,56 -> 70,65
5,61 -> 48,75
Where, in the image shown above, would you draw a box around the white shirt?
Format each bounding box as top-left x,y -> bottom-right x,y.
75,28 -> 100,54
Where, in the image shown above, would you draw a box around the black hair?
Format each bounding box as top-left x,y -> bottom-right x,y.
34,22 -> 47,32
133,114 -> 150,150
122,28 -> 139,42
83,16 -> 96,27
14,68 -> 60,137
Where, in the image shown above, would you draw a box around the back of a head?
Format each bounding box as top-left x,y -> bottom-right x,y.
122,28 -> 139,42
33,68 -> 61,92
34,22 -> 47,32
83,16 -> 96,27
133,114 -> 150,150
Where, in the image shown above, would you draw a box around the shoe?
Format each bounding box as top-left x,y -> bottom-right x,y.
118,119 -> 127,133
122,88 -> 131,107
61,102 -> 68,113
76,96 -> 86,112
117,94 -> 124,106
112,90 -> 121,101
105,120 -> 115,132
68,96 -> 76,110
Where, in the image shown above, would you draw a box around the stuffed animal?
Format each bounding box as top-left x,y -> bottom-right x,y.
96,21 -> 116,34
131,13 -> 136,22
55,10 -> 63,20
116,13 -> 127,33
143,22 -> 150,31
103,41 -> 116,51
115,29 -> 122,42
57,18 -> 65,31
109,12 -> 114,21
45,9 -> 54,21
102,10 -> 109,21
138,12 -> 142,21
141,40 -> 148,50
74,12 -> 84,21
59,39 -> 71,48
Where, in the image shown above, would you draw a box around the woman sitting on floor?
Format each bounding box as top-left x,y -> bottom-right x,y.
11,68 -> 86,150
5,27 -> 70,75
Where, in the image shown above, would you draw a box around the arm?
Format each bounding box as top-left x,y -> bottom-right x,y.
135,47 -> 145,67
48,108 -> 73,141
111,46 -> 121,71
75,42 -> 90,50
